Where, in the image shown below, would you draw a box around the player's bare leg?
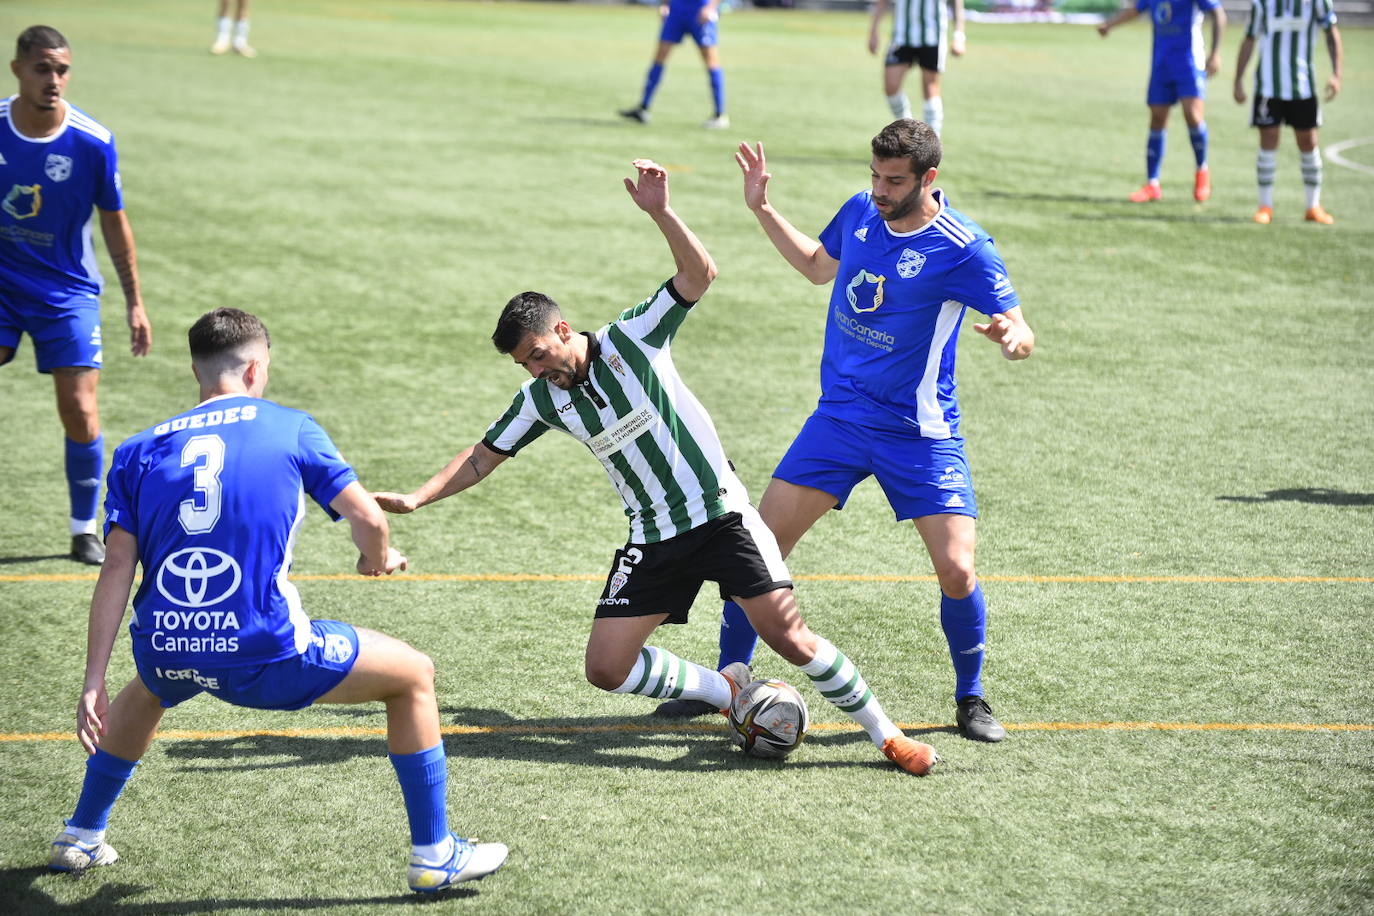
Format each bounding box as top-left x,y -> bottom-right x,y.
53,366 -> 105,564
883,63 -> 913,120
735,587 -> 939,775
1180,96 -> 1211,201
316,627 -> 507,891
1254,124 -> 1282,222
589,612 -> 747,710
914,513 -> 1005,742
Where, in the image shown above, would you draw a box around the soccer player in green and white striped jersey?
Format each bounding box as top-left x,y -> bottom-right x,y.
373,159 -> 940,775
868,0 -> 965,136
1233,0 -> 1343,224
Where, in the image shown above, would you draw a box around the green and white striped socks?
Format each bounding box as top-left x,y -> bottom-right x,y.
801,637 -> 902,747
612,646 -> 730,710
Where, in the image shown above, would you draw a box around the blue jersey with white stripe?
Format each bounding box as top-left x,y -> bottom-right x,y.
0,97 -> 123,302
1138,0 -> 1219,68
104,396 -> 358,669
816,189 -> 1019,438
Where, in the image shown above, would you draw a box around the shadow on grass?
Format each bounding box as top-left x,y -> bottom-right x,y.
157,706 -> 951,773
1216,487 -> 1374,506
0,554 -> 71,565
0,865 -> 453,915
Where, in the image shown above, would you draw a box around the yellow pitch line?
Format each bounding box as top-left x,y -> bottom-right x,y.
4,721 -> 1372,743
3,573 -> 1372,584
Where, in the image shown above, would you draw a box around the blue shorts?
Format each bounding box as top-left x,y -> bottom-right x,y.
773,412 -> 978,521
134,620 -> 360,710
660,9 -> 718,47
0,287 -> 102,372
1147,61 -> 1205,106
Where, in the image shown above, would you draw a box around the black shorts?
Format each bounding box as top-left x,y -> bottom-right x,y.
594,509 -> 792,623
1251,95 -> 1321,130
885,44 -> 942,73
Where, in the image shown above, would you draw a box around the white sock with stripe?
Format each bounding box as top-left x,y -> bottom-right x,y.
1301,149 -> 1323,209
611,646 -> 730,709
800,637 -> 902,747
923,96 -> 944,137
887,92 -> 912,120
1257,149 -> 1277,208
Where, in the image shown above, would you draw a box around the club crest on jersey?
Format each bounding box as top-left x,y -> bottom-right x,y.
45,154 -> 73,182
846,270 -> 886,313
3,184 -> 42,220
896,248 -> 926,279
607,354 -> 627,376
608,571 -> 629,598
155,547 -> 243,608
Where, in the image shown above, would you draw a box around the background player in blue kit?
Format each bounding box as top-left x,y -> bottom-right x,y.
620,0 -> 729,129
1,26 -> 152,565
656,120 -> 1033,744
1099,0 -> 1226,203
47,308 -> 507,894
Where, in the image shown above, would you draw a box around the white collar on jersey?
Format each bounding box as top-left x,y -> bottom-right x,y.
4,94 -> 72,144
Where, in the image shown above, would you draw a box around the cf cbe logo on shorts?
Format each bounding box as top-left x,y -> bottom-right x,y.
601,547 -> 643,606
156,547 -> 243,608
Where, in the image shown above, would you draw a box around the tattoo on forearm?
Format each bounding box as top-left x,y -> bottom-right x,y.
466,454 -> 486,480
111,249 -> 140,303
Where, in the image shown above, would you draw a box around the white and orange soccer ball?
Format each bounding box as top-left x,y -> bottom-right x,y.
727,678 -> 809,759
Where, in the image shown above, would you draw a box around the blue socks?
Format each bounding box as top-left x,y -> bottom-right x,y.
1146,130 -> 1166,183
640,63 -> 664,110
70,748 -> 137,831
1189,122 -> 1208,169
65,435 -> 103,532
940,583 -> 987,700
389,743 -> 449,847
708,67 -> 725,117
717,600 -> 758,669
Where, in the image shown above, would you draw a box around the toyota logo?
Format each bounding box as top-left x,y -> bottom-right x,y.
156,547 -> 243,608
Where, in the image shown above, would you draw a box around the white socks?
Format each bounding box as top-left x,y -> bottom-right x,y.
1257,149 -> 1277,208
887,92 -> 912,120
923,97 -> 944,137
611,646 -> 730,710
1301,149 -> 1322,208
799,637 -> 902,747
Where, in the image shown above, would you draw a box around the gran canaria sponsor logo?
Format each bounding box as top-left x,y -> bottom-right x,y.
3,184 -> 41,220
845,269 -> 886,314
833,306 -> 895,353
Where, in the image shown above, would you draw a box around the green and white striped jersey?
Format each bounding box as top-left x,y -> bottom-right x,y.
483,280 -> 750,544
891,0 -> 950,51
1245,0 -> 1337,100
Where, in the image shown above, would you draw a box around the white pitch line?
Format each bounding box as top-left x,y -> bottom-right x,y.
1326,137 -> 1374,177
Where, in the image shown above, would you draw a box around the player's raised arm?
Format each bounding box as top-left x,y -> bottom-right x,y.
624,158 -> 717,302
77,526 -> 139,754
1097,6 -> 1138,37
973,307 -> 1035,361
735,142 -> 839,286
373,441 -> 509,516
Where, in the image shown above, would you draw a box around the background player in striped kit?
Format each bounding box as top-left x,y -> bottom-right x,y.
867,0 -> 965,136
657,120 -> 1032,745
1232,0 -> 1342,224
620,0 -> 729,129
1098,0 -> 1227,203
373,159 -> 940,776
0,25 -> 151,565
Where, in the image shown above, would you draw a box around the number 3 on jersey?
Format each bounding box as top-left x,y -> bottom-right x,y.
179,434 -> 226,534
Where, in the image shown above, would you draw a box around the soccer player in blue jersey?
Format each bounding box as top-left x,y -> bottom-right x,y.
619,0 -> 729,129
657,120 -> 1033,744
1099,0 -> 1226,203
46,308 -> 507,894
1,26 -> 152,565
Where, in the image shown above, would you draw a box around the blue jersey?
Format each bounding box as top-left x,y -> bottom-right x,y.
1138,0 -> 1219,68
104,396 -> 358,669
816,189 -> 1019,439
0,97 -> 123,303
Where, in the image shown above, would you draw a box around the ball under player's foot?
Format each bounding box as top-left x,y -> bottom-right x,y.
1193,168 -> 1211,202
1304,206 -> 1334,225
1253,205 -> 1274,224
408,833 -> 509,893
1129,182 -> 1162,203
880,735 -> 940,776
70,534 -> 105,566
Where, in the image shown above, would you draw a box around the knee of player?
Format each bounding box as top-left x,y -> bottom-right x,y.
584,656 -> 629,693
405,649 -> 436,688
933,559 -> 977,597
758,622 -> 817,668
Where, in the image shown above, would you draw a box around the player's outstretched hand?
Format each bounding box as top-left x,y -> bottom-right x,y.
735,142 -> 771,212
1325,74 -> 1340,101
624,158 -> 670,215
974,312 -> 1030,360
358,546 -> 408,577
373,491 -> 419,514
128,303 -> 152,357
77,684 -> 108,755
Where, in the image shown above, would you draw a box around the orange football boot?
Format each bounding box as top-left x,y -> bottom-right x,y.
1129,183 -> 1162,203
881,735 -> 940,776
1193,169 -> 1211,202
1253,206 -> 1273,224
1304,206 -> 1334,224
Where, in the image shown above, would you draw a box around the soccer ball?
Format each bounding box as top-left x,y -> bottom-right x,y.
727,678 -> 809,759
